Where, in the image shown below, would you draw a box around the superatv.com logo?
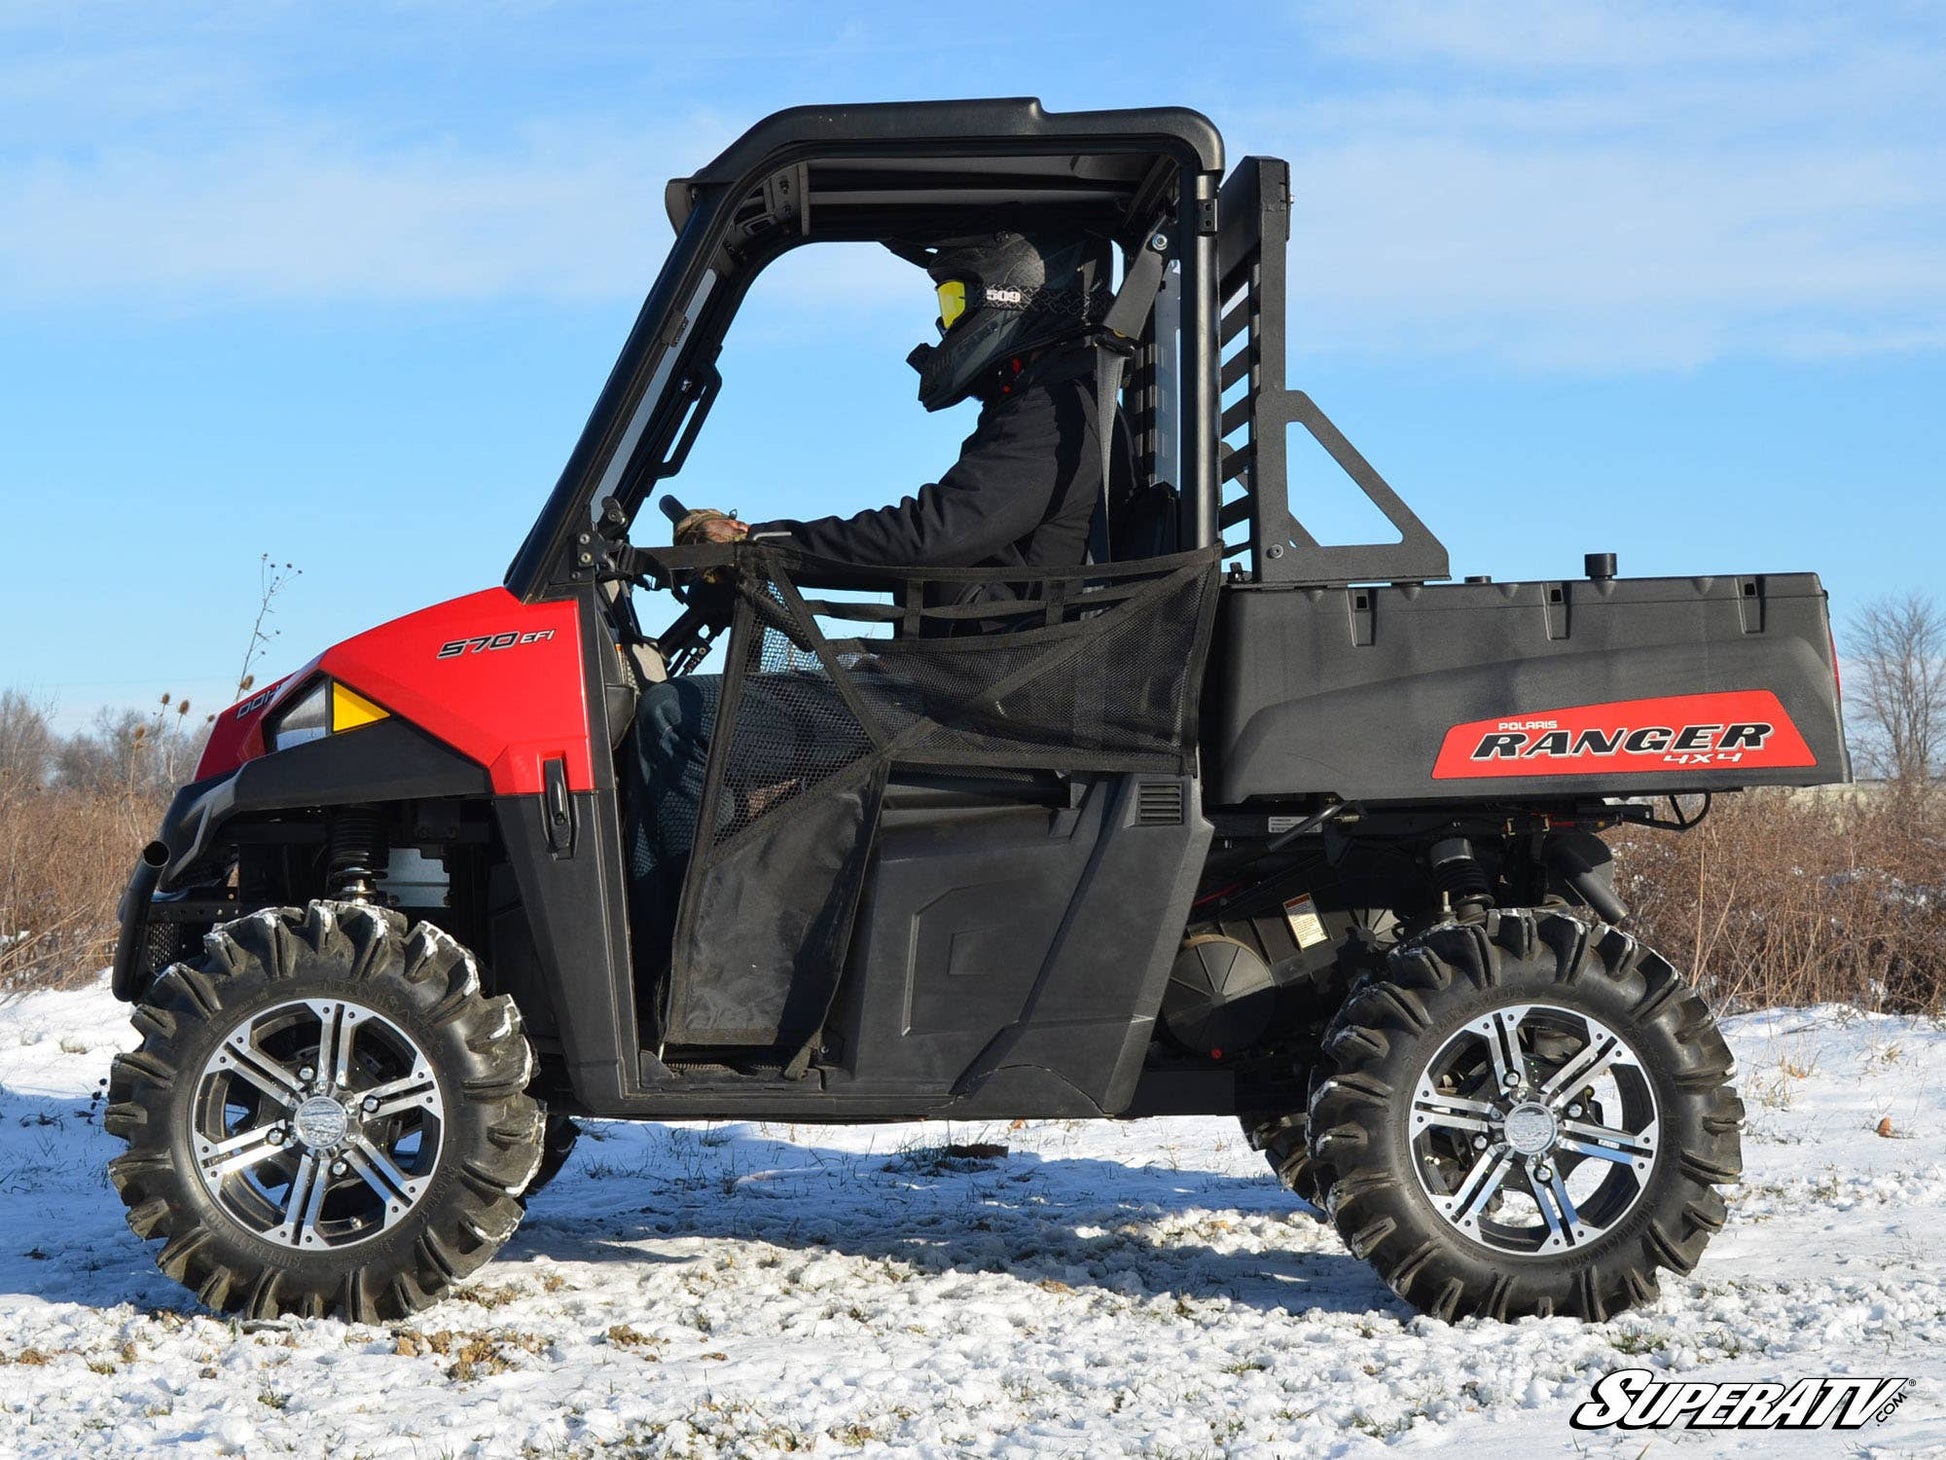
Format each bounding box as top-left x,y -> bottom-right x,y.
1570,1368 -> 1909,1431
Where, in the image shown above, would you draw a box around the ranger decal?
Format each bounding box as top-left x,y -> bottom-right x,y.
1432,690 -> 1817,779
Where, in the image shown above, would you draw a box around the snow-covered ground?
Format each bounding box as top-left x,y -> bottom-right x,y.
1,979 -> 1942,1458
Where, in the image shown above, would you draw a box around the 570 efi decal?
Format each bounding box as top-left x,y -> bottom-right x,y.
1432,690 -> 1816,779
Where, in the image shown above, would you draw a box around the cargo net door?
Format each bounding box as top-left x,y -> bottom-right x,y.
661,544 -> 1220,1050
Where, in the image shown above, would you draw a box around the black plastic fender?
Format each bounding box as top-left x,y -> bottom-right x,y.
149,719 -> 491,892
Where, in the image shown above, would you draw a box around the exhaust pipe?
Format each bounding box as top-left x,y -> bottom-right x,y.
110,841 -> 171,1003
1543,829 -> 1629,926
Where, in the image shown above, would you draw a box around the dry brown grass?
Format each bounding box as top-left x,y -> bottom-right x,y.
0,781 -> 164,992
1613,785 -> 1946,1014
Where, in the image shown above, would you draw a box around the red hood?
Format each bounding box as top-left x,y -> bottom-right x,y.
192,587 -> 592,796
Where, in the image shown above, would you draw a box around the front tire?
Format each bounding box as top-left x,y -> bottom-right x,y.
106,902 -> 543,1322
1240,1062 -> 1329,1208
1308,910 -> 1742,1322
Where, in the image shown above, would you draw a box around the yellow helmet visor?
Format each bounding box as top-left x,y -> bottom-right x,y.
935,279 -> 967,333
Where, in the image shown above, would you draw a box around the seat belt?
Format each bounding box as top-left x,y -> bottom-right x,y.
1093,228 -> 1172,559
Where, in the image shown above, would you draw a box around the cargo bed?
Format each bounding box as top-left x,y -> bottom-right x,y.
1206,159 -> 1846,806
1205,570 -> 1847,806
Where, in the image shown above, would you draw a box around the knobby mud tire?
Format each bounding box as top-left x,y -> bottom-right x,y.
1241,1109 -> 1319,1207
106,902 -> 543,1322
1307,909 -> 1743,1322
1240,1063 -> 1329,1211
521,1112 -> 581,1201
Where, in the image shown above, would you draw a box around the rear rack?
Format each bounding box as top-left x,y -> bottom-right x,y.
1215,157 -> 1450,586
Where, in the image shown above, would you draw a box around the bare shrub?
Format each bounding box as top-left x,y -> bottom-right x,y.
3,558 -> 293,991
0,786 -> 166,992
2,695 -> 207,992
0,690 -> 54,788
1614,786 -> 1946,1014
1845,592 -> 1946,783
53,697 -> 205,801
235,555 -> 301,700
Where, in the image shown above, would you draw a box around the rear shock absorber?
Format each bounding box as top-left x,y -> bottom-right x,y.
327,807 -> 387,904
1429,837 -> 1493,922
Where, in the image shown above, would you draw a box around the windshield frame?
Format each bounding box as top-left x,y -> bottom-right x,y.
505,195 -> 736,601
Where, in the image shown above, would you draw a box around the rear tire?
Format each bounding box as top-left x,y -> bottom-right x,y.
1242,1108 -> 1320,1206
106,902 -> 543,1322
521,1111 -> 581,1200
1307,909 -> 1742,1322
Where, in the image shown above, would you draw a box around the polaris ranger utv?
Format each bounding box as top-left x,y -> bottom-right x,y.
106,101 -> 1847,1326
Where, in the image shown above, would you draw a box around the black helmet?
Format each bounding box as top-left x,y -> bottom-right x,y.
892,229 -> 1111,412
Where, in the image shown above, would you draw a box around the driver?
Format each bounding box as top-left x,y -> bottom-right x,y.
628,227 -> 1131,970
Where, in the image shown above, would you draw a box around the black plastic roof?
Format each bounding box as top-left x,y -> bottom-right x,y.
664,98 -> 1225,233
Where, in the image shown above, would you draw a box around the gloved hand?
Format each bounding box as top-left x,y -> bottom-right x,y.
672,507 -> 750,546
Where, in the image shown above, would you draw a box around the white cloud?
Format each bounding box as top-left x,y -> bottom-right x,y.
1273,137 -> 1946,367
1229,1 -> 1946,367
0,119 -> 739,304
0,6 -> 742,304
1305,0 -> 1833,69
0,1 -> 1941,372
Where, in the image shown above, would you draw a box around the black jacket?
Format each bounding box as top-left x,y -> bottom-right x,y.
751,342 -> 1130,577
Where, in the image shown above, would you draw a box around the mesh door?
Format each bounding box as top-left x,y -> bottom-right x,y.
663,546 -> 1219,1048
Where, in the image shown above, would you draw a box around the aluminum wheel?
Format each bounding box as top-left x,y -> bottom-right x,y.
1408,1001 -> 1658,1255
1310,912 -> 1740,1321
192,996 -> 445,1251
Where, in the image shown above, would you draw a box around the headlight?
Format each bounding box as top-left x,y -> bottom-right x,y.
267,680 -> 330,750
265,679 -> 389,752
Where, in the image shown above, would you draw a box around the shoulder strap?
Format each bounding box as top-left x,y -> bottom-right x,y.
1094,229 -> 1171,559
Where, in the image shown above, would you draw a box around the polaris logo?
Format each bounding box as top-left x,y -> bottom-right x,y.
1469,720 -> 1774,766
1432,690 -> 1817,781
1570,1368 -> 1908,1431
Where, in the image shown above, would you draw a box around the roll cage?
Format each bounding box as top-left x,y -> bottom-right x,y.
506,99 -> 1228,601
505,97 -> 1451,603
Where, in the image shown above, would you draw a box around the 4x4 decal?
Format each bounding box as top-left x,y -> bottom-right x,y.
1433,690 -> 1817,778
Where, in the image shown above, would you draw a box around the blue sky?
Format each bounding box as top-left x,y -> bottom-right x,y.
2,1 -> 1942,728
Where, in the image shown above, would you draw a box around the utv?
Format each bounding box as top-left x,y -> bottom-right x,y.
107,101 -> 1846,1326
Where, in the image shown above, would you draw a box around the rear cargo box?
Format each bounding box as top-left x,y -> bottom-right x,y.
1205,159 -> 1846,806
1205,572 -> 1848,806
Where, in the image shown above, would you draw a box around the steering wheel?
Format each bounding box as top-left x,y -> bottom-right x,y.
656,494 -> 694,603
646,494 -> 740,672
